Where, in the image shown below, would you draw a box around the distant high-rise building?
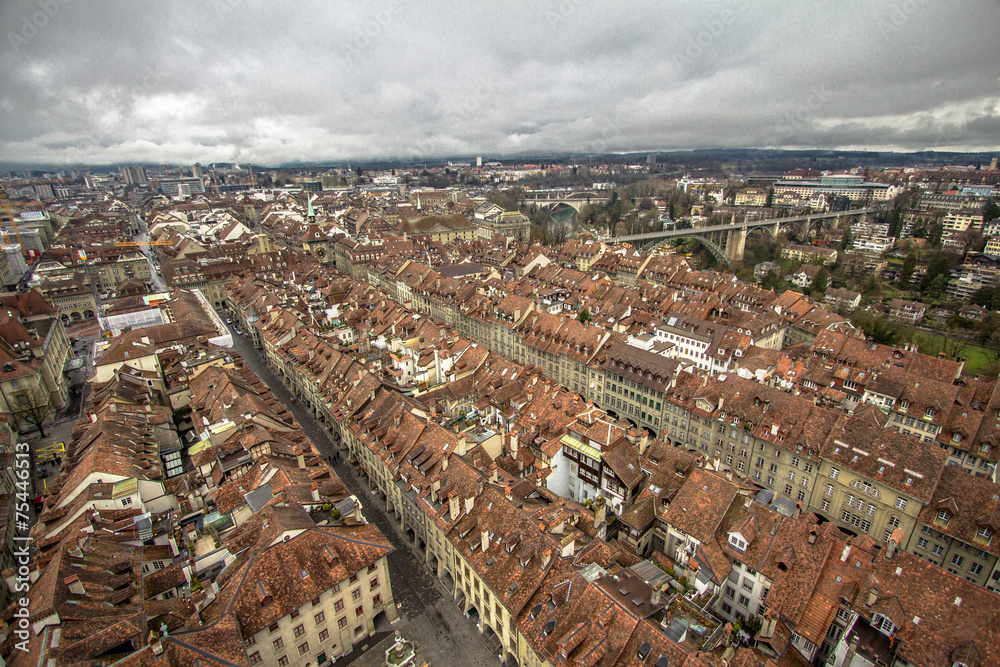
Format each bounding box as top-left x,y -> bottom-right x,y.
991,157 -> 998,171
119,165 -> 148,186
192,162 -> 204,179
34,184 -> 54,198
159,177 -> 204,196
476,156 -> 482,167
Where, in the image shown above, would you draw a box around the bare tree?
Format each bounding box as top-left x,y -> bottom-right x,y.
940,336 -> 969,361
10,386 -> 54,437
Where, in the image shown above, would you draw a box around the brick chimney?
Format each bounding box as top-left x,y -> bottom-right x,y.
457,433 -> 467,456
449,493 -> 459,519
311,482 -> 320,502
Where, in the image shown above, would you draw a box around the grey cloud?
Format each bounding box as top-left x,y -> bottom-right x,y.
1,0 -> 998,168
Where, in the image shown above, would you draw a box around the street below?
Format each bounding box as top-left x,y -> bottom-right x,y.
225,327 -> 503,667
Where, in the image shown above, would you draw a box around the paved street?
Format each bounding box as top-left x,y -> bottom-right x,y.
133,226 -> 167,291
225,327 -> 503,667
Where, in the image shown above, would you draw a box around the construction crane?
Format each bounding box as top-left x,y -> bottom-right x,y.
0,190 -> 24,250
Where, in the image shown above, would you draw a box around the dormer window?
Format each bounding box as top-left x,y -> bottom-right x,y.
936,510 -> 952,525
899,401 -> 909,411
871,613 -> 895,636
952,433 -> 962,444
976,526 -> 993,544
729,534 -> 747,552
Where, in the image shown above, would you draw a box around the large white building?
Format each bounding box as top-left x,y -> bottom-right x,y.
773,175 -> 901,203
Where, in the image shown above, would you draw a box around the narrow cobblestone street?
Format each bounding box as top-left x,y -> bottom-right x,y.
227,328 -> 503,667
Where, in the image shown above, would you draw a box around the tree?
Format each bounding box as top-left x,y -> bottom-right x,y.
761,270 -> 784,292
940,336 -> 969,360
898,253 -> 916,287
577,308 -> 591,324
983,198 -> 1000,225
849,310 -> 902,345
840,225 -> 852,250
920,253 -> 952,294
977,312 -> 1000,347
809,267 -> 829,297
9,386 -> 54,437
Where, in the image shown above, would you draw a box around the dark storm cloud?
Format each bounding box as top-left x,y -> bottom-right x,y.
1,0 -> 998,167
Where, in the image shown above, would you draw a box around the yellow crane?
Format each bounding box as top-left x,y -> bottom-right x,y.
0,191 -> 24,249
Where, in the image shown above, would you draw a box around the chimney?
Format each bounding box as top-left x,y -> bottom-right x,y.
510,432 -> 519,456
541,548 -> 553,569
476,478 -> 484,495
717,396 -> 724,410
449,494 -> 460,518
152,638 -> 164,656
297,452 -> 306,469
867,589 -> 878,607
638,431 -> 650,455
311,482 -> 320,503
65,575 -> 85,596
884,538 -> 898,560
457,433 -> 467,456
560,534 -> 575,558
593,496 -> 607,528
465,494 -> 475,514
651,582 -> 664,606
481,529 -> 490,553
807,528 -> 817,545
504,485 -> 512,501
441,453 -> 449,471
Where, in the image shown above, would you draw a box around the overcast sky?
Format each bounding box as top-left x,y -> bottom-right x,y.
1,0 -> 998,168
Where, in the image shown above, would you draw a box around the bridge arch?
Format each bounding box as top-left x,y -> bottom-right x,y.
642,234 -> 732,265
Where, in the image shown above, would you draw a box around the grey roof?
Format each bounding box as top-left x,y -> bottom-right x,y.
243,483 -> 274,513
753,488 -> 796,516
629,561 -> 671,588
662,618 -> 689,644
579,562 -> 608,583
134,513 -> 153,541
335,497 -> 356,517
